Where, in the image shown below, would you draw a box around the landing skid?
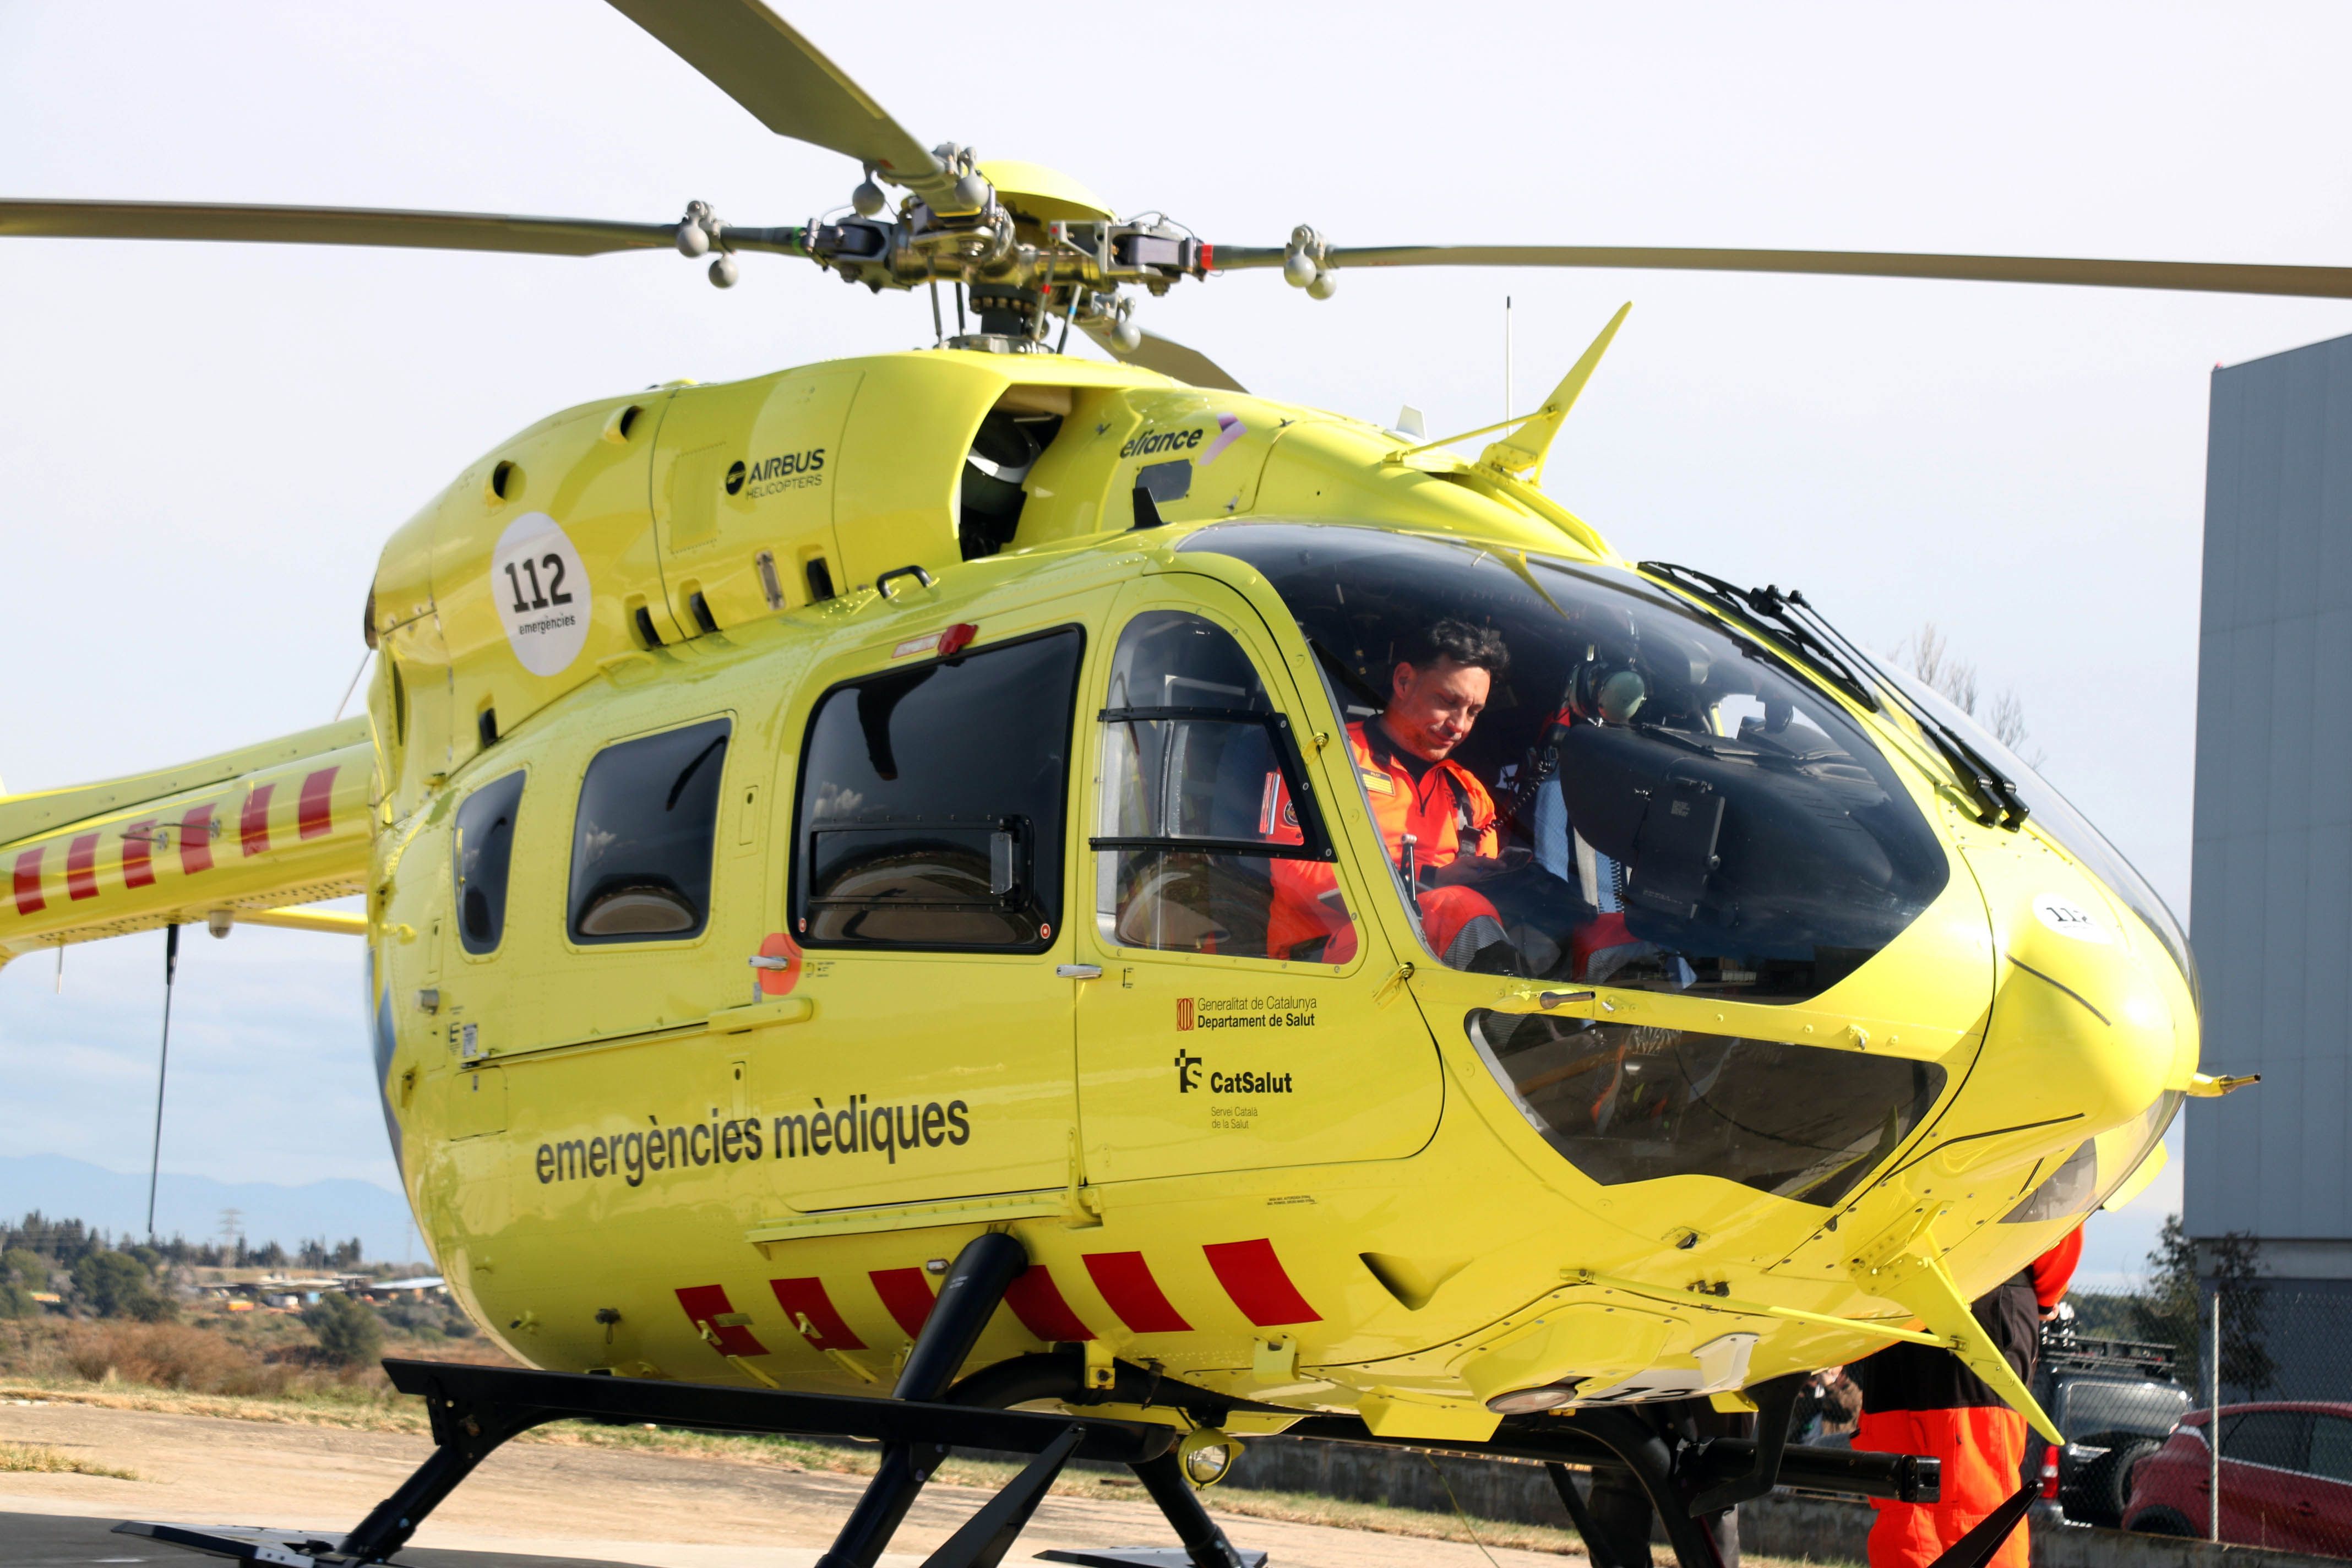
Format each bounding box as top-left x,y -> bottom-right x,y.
1041,1551 -> 1266,1568
108,1234 -> 1961,1568
115,1235 -> 1250,1568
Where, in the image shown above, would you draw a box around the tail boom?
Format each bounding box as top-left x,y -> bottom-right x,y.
0,718 -> 376,970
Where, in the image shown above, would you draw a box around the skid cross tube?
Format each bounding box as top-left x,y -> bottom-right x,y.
114,1346 -> 1927,1568
1281,1415 -> 1939,1505
922,1423 -> 1086,1568
339,1381 -> 553,1563
819,1232 -> 1033,1568
113,1353 -> 1174,1568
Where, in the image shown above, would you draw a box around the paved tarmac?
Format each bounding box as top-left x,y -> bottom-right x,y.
0,1513 -> 640,1568
0,1398 -> 1571,1568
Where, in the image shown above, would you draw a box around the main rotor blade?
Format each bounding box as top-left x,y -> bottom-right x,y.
1079,320 -> 1246,393
605,0 -> 941,185
1218,243 -> 2352,301
0,198 -> 678,257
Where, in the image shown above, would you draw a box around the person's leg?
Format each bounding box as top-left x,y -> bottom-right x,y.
1974,1408 -> 2031,1568
1420,884 -> 1506,966
1706,1503 -> 1740,1568
1586,1466 -> 1658,1568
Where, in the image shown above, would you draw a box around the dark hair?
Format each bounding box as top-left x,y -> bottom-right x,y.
1398,618 -> 1510,678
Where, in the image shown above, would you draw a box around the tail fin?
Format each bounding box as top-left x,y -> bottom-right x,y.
0,717 -> 375,971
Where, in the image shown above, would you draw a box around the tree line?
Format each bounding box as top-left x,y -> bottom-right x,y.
0,1211 -> 366,1271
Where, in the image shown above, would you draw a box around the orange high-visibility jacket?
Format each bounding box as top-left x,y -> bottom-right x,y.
1266,720 -> 1498,961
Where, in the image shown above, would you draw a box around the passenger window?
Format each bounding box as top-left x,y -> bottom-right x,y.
2220,1411 -> 2310,1472
2309,1417 -> 2352,1483
453,770 -> 526,955
567,718 -> 731,944
1092,611 -> 1348,963
794,629 -> 1082,949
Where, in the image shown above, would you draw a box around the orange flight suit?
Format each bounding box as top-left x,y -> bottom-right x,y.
1852,1229 -> 2082,1568
1266,720 -> 1501,962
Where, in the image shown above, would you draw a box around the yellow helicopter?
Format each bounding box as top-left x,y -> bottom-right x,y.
0,4 -> 2310,1567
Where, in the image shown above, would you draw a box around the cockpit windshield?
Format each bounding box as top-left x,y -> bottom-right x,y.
1182,523 -> 1951,1000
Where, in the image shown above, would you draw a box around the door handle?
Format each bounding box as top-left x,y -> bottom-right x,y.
709,997 -> 814,1033
1057,964 -> 1104,980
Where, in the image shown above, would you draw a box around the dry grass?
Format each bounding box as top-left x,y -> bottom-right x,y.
0,1379 -> 427,1434
0,1440 -> 141,1480
0,1310 -> 508,1423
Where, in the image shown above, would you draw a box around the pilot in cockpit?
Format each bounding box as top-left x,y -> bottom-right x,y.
1266,619 -> 1517,966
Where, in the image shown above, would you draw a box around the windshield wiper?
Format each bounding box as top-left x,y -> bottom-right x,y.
1772,586 -> 2029,830
1640,562 -> 2027,829
1639,562 -> 1880,712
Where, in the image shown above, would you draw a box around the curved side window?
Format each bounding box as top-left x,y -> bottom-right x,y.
1466,1009 -> 1944,1206
568,718 -> 731,945
2000,1140 -> 2097,1225
1183,522 -> 1950,1001
2001,1087 -> 2181,1224
453,770 -> 526,955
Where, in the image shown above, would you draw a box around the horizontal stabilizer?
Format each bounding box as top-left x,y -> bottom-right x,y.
0,718 -> 374,970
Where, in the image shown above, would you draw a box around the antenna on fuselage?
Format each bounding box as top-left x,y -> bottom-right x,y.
1505,295 -> 1513,421
144,923 -> 179,1239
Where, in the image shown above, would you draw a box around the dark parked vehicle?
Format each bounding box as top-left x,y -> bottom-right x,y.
2030,1320 -> 2193,1527
2125,1402 -> 2352,1557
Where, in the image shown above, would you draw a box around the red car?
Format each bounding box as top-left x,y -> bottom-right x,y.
2124,1402 -> 2352,1556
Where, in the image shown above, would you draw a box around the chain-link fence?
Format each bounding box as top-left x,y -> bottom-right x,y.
2085,1286 -> 2352,1558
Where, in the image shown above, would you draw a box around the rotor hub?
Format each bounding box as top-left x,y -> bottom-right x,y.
968,283 -> 1043,339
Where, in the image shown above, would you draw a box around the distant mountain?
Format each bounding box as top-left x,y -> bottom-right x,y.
0,1153 -> 423,1265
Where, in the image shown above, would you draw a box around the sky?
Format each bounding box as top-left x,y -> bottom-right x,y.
3,0 -> 2345,1284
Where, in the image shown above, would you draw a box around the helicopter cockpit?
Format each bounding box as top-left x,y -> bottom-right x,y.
1181,521 -> 1952,1001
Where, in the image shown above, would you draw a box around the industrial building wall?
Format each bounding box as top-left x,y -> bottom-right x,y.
2188,329 -> 2352,1282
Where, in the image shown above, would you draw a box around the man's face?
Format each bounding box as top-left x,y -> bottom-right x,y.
1384,657 -> 1491,761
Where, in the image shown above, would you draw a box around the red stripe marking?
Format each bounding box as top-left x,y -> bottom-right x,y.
1203,1238 -> 1321,1327
298,767 -> 337,840
769,1277 -> 867,1351
240,784 -> 275,858
1082,1251 -> 1192,1333
1003,1265 -> 1093,1343
869,1268 -> 937,1340
180,805 -> 215,874
123,821 -> 156,890
12,848 -> 45,916
66,834 -> 100,901
674,1283 -> 768,1358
